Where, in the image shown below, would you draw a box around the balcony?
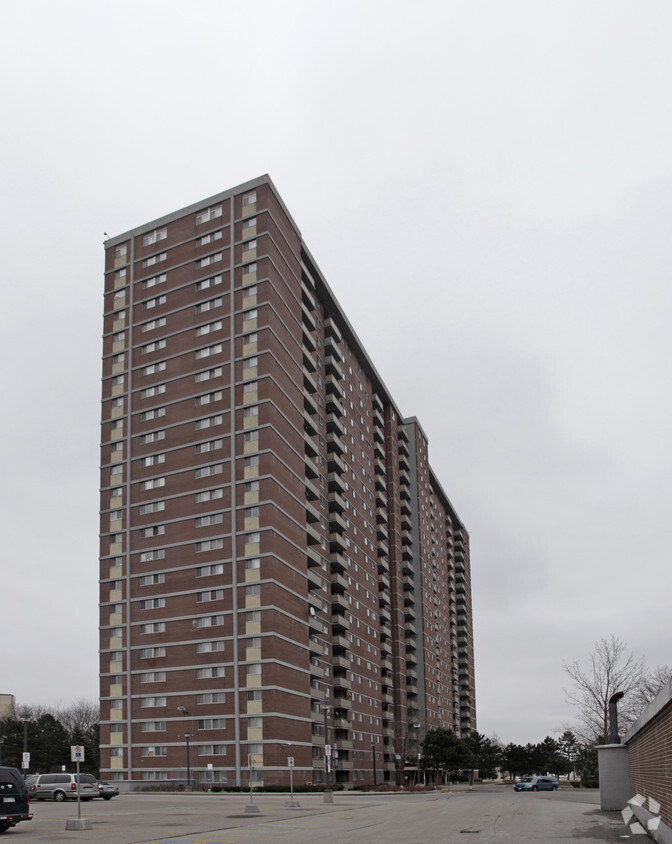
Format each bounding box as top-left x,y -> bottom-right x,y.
329,510 -> 347,533
303,367 -> 318,394
332,612 -> 350,632
328,471 -> 346,494
326,396 -> 345,418
325,373 -> 345,399
326,432 -> 345,455
327,452 -> 346,474
333,674 -> 352,691
331,571 -> 348,592
330,552 -> 347,573
324,356 -> 344,381
328,490 -> 346,512
373,407 -> 384,429
333,655 -> 350,671
332,634 -> 349,651
331,592 -> 348,612
306,546 -> 322,569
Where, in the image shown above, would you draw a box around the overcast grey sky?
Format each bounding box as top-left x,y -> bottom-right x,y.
1,0 -> 670,745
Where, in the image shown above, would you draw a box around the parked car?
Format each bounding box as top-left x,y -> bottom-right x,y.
24,773 -> 98,802
0,766 -> 33,832
95,781 -> 119,800
514,775 -> 559,792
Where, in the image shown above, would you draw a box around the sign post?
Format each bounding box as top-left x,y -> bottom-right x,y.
288,756 -> 294,804
71,746 -> 85,820
21,752 -> 30,770
64,746 -> 91,831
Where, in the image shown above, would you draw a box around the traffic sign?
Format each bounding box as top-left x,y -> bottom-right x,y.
71,745 -> 85,762
288,756 -> 294,767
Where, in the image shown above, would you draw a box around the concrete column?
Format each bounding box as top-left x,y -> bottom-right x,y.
596,743 -> 630,811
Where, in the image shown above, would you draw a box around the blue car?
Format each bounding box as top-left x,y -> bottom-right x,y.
514,775 -> 559,792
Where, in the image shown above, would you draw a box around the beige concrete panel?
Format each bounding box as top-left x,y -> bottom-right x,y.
245,622 -> 261,635
245,595 -> 260,608
243,491 -> 259,505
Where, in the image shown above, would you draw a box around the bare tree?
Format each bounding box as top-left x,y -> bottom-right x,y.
563,635 -> 646,742
630,665 -> 672,715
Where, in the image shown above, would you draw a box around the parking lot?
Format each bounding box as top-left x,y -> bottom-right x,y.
8,786 -> 628,843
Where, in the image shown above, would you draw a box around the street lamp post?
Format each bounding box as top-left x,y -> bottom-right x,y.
0,738 -> 3,765
320,700 -> 333,803
22,719 -> 29,772
413,722 -> 421,786
184,732 -> 191,789
372,742 -> 377,787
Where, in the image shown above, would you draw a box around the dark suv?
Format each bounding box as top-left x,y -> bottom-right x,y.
0,766 -> 32,832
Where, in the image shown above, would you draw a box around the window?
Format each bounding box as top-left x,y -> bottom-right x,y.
196,589 -> 224,602
195,439 -> 222,454
244,558 -> 260,573
198,252 -> 222,268
141,476 -> 166,490
143,294 -> 166,309
194,366 -> 222,384
141,746 -> 168,757
243,406 -> 258,421
243,240 -> 257,252
245,532 -> 260,545
244,506 -> 259,519
195,320 -> 222,336
140,696 -> 167,708
112,374 -> 125,387
139,621 -> 165,635
242,192 -> 256,206
142,339 -> 167,354
246,584 -> 260,599
198,717 -> 226,729
140,598 -> 165,610
194,639 -> 222,657
195,344 -> 222,359
140,384 -> 166,399
243,356 -> 258,370
243,456 -> 259,469
195,513 -> 223,527
139,525 -> 165,538
243,262 -> 257,275
194,463 -> 223,478
197,666 -> 225,679
142,253 -> 167,268
114,268 -> 127,282
196,539 -> 224,552
114,245 -> 127,259
141,454 -> 166,468
195,415 -> 222,430
196,206 -> 222,225
141,360 -> 167,376
140,573 -> 165,586
143,273 -> 167,289
193,615 -> 223,628
143,228 -> 167,246
198,744 -> 226,755
195,392 -> 222,406
197,692 -> 226,704
246,690 -> 261,702
196,274 -> 222,291
242,217 -> 256,231
140,647 -> 166,658
244,481 -> 259,494
243,308 -> 257,321
141,671 -> 166,683
244,332 -> 258,345
197,231 -> 223,246
139,549 -> 166,562
195,297 -> 223,313
195,488 -> 223,503
243,431 -> 258,446
139,430 -> 165,444
243,381 -> 258,394
195,563 -> 224,577
142,317 -> 167,332
138,501 -> 165,515
141,721 -> 167,732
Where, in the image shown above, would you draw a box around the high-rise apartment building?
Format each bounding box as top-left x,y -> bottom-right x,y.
99,176 -> 476,788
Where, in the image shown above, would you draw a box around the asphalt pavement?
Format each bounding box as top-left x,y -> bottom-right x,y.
9,786 -> 629,843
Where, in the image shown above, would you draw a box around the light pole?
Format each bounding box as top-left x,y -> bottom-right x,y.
184,732 -> 191,789
372,741 -> 377,787
413,722 -> 421,786
177,706 -> 192,789
320,700 -> 333,803
22,719 -> 29,772
0,738 -> 3,765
